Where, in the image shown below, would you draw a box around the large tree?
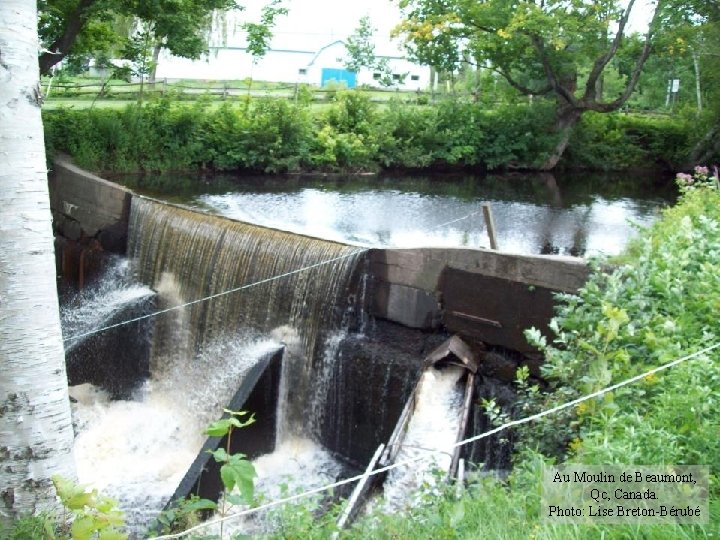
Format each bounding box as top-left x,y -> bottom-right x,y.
395,0 -> 665,170
0,0 -> 76,524
37,0 -> 239,75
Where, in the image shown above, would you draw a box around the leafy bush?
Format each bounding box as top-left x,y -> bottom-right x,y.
511,170 -> 720,501
0,513 -> 59,540
43,94 -> 691,174
564,112 -> 691,170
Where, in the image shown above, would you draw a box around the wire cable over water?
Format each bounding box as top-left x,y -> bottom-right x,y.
153,341 -> 720,540
426,209 -> 483,231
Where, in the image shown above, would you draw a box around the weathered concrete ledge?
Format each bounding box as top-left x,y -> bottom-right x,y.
49,154 -> 131,252
368,248 -> 589,351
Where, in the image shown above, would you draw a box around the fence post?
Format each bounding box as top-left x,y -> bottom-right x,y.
482,203 -> 498,250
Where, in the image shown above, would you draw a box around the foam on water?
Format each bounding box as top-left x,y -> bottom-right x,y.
61,258 -> 154,353
381,365 -> 465,512
70,335 -> 280,536
206,436 -> 344,537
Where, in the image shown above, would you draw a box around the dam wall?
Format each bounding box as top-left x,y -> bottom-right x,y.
49,156 -> 589,355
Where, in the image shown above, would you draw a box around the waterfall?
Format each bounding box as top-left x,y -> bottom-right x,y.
128,197 -> 361,365
127,197 -> 363,439
61,257 -> 155,398
68,197 -> 363,536
61,257 -> 154,355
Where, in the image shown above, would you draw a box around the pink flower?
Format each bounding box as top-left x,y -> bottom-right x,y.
694,165 -> 709,175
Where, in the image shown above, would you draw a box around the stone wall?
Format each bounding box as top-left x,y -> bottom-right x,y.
49,156 -> 132,289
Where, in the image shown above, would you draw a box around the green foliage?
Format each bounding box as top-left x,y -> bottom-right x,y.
0,513 -> 59,540
563,112 -> 692,170
345,16 -> 396,87
206,409 -> 257,506
242,0 -> 288,62
51,476 -> 126,540
519,170 -> 720,472
43,94 -> 692,174
152,495 -> 217,535
37,0 -> 288,77
151,409 -> 256,537
395,0 -> 661,111
263,488 -> 342,539
344,16 -> 378,74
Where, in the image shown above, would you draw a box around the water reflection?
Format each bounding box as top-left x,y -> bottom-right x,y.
114,172 -> 675,257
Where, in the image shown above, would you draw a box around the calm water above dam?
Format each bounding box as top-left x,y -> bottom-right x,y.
114,171 -> 676,257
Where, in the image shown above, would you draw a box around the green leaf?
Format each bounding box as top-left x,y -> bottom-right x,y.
70,516 -> 97,540
52,476 -> 90,509
206,418 -> 232,437
182,498 -> 218,512
220,456 -> 256,504
209,448 -> 229,463
97,529 -> 128,540
225,409 -> 250,417
225,493 -> 248,506
63,491 -> 95,511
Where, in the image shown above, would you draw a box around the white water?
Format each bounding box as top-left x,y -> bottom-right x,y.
381,366 -> 465,512
63,227 -> 360,536
199,331 -> 348,538
60,258 -> 154,352
69,334 -> 280,536
205,436 -> 344,537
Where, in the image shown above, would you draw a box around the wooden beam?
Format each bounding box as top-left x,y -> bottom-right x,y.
448,371 -> 476,480
334,444 -> 386,536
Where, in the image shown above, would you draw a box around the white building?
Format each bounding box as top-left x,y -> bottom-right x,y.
153,4 -> 430,91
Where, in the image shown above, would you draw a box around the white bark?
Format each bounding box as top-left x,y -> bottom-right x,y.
0,0 -> 76,523
692,49 -> 703,114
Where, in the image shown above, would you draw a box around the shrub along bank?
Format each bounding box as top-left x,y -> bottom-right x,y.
43,92 -> 693,175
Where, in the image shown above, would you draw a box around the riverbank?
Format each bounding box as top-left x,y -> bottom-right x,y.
43,92 -> 693,177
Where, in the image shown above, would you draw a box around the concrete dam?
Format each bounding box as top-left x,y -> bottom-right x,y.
49,156 -> 589,534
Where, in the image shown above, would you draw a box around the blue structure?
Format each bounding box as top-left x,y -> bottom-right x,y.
320,68 -> 356,89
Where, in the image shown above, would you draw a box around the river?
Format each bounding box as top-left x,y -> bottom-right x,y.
112,171 -> 676,256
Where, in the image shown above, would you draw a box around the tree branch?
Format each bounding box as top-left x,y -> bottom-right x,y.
583,0 -> 636,100
529,34 -> 579,107
586,0 -> 664,113
487,64 -> 553,96
463,19 -> 498,35
39,0 -> 99,75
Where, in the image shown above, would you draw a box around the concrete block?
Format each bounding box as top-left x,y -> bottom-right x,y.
373,281 -> 441,329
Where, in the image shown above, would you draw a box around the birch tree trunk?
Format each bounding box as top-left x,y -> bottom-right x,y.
0,0 -> 77,524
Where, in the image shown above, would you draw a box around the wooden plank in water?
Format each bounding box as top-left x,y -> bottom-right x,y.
448,371 -> 476,480
334,444 -> 386,536
384,335 -> 478,468
380,389 -> 417,466
424,334 -> 478,373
